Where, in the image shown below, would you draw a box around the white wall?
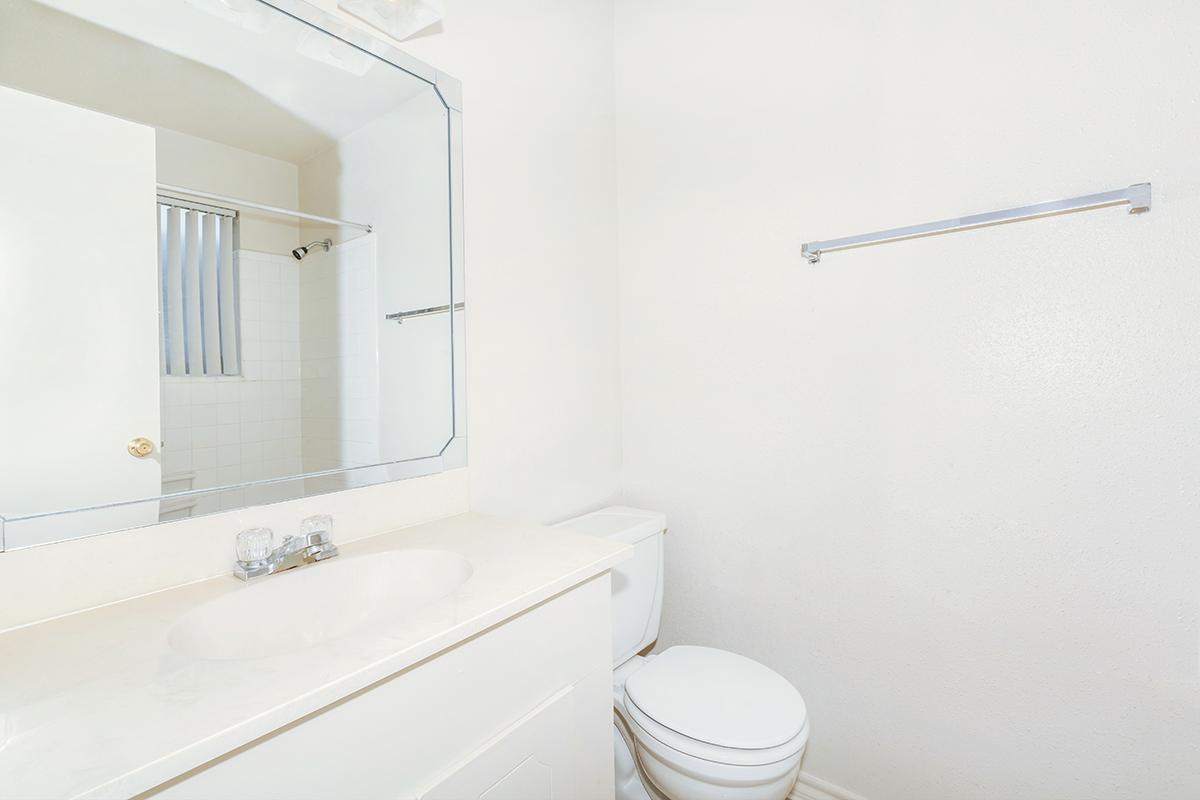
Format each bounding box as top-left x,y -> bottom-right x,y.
614,2 -> 1200,799
156,128 -> 300,254
321,0 -> 624,523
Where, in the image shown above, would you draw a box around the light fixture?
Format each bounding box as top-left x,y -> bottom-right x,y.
337,0 -> 444,42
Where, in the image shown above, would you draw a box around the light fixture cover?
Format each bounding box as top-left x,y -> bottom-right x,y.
337,0 -> 445,42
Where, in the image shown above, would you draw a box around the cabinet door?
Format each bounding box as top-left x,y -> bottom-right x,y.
421,685 -> 583,800
137,579 -> 614,800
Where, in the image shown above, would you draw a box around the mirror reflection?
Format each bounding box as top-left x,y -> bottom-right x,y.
0,0 -> 463,548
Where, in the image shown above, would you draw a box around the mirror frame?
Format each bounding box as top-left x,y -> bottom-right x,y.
0,0 -> 466,551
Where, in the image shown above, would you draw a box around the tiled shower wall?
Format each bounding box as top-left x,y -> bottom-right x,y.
160,251 -> 304,517
299,235 -> 381,492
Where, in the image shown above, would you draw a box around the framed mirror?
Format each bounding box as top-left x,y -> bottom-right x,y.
0,0 -> 465,550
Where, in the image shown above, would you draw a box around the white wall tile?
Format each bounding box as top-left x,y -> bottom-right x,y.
216,403 -> 239,425
191,447 -> 216,470
191,383 -> 218,405
216,447 -> 240,469
163,382 -> 190,407
191,404 -> 217,427
192,426 -> 218,448
157,250 -> 316,521
217,424 -> 240,445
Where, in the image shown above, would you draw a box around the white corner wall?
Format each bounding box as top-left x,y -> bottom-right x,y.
614,2 -> 1200,799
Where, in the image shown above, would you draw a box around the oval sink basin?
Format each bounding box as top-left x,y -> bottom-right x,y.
169,549 -> 473,661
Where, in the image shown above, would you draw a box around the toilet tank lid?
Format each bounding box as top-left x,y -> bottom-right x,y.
554,506 -> 666,544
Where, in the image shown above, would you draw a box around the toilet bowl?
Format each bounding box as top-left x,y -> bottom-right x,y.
614,649 -> 808,800
556,507 -> 809,800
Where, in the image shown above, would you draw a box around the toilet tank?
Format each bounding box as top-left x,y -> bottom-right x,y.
556,506 -> 666,667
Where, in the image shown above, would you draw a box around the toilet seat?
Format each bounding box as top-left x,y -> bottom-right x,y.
624,647 -> 811,762
621,646 -> 809,767
625,697 -> 809,767
612,649 -> 809,800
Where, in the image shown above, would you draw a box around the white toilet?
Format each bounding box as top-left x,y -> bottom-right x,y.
557,507 -> 809,800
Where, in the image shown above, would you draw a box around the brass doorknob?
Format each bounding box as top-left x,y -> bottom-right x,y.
127,437 -> 155,458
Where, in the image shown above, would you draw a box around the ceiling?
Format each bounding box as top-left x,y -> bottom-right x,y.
0,0 -> 433,163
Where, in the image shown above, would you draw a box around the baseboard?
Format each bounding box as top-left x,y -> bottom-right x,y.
790,770 -> 870,800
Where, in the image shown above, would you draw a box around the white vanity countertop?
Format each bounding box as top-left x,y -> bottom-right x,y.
0,513 -> 629,800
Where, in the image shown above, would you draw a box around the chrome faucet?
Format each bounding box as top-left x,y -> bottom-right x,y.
234,515 -> 339,581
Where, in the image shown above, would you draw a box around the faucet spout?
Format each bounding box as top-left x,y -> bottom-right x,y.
234,517 -> 339,581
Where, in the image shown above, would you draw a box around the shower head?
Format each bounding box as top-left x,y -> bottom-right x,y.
292,238 -> 332,260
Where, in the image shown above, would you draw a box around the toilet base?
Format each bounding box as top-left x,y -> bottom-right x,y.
614,714 -> 654,800
614,712 -> 801,800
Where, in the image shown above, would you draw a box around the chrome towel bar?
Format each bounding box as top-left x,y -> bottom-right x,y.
385,302 -> 465,324
801,183 -> 1151,264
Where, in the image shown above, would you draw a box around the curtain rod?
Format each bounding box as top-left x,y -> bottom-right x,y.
156,183 -> 374,234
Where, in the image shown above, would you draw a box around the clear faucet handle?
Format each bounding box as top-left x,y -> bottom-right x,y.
236,527 -> 273,563
300,514 -> 333,537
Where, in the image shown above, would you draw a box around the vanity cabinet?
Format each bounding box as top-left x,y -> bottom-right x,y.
138,576 -> 615,800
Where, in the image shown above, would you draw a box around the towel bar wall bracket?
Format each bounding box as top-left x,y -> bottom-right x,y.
801,182 -> 1150,264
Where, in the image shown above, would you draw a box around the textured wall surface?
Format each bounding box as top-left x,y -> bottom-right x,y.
614,1 -> 1200,797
